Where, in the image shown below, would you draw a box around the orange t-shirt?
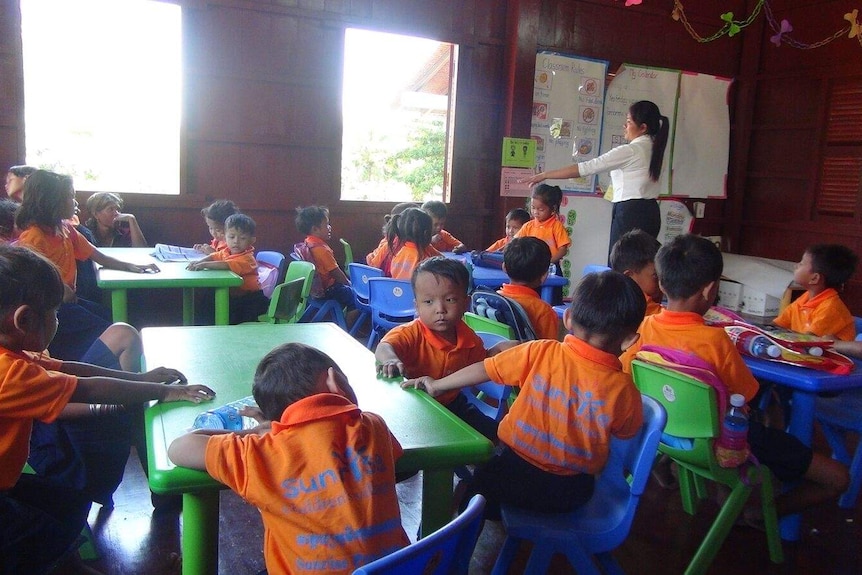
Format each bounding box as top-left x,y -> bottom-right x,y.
498,283 -> 559,340
485,237 -> 508,252
485,336 -> 643,475
514,216 -> 571,257
0,345 -> 77,489
18,222 -> 95,290
387,242 -> 441,281
366,238 -> 390,269
210,238 -> 227,252
773,288 -> 855,341
380,319 -> 486,405
620,309 -> 760,402
430,229 -> 463,252
211,247 -> 261,294
305,235 -> 341,291
644,292 -> 663,317
205,393 -> 408,575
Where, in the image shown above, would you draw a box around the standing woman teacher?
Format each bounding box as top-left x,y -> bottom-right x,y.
525,100 -> 669,259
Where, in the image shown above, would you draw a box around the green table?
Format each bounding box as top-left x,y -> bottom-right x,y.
97,247 -> 242,325
143,323 -> 493,575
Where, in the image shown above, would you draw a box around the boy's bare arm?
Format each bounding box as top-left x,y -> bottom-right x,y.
168,432 -> 211,470
61,361 -> 186,385
71,377 -> 215,406
375,342 -> 405,378
401,362 -> 490,397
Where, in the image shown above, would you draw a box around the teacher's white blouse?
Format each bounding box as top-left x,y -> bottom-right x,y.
576,135 -> 659,203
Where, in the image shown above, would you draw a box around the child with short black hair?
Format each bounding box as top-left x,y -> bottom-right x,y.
422,200 -> 467,254
499,237 -> 559,340
194,199 -> 239,254
385,207 -> 441,280
0,245 -> 214,574
188,213 -> 268,324
169,342 -> 408,575
773,244 -> 857,341
376,256 -> 497,440
621,234 -> 849,518
294,205 -> 354,309
515,184 -> 571,266
486,207 -> 530,252
402,270 -> 646,519
610,229 -> 663,316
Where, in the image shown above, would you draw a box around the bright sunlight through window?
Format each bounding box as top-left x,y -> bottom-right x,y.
341,28 -> 457,203
20,0 -> 181,195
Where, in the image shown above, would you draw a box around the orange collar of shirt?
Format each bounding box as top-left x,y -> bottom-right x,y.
562,334 -> 623,370
304,235 -> 328,247
417,319 -> 479,351
272,393 -> 359,433
798,288 -> 838,309
499,283 -> 540,298
653,309 -> 706,326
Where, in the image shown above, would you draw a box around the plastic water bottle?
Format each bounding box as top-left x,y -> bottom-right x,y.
728,329 -> 781,359
193,396 -> 257,431
715,393 -> 750,468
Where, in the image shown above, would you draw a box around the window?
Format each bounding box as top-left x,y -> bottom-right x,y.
341,28 -> 458,202
20,0 -> 181,195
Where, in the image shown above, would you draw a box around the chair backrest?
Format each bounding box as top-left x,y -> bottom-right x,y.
583,264 -> 611,276
340,238 -> 354,270
352,494 -> 486,575
463,311 -> 515,340
854,316 -> 862,340
470,290 -> 536,341
256,250 -> 286,298
348,263 -> 384,307
462,330 -> 512,421
283,260 -> 315,318
262,278 -> 306,323
368,277 -> 416,332
291,241 -> 325,297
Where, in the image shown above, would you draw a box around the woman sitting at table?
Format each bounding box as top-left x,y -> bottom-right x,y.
84,191 -> 148,247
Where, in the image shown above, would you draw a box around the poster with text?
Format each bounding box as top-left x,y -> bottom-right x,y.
598,64 -> 680,197
531,52 -> 608,193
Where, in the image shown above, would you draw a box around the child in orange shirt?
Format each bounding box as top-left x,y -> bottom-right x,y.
294,206 -> 354,309
169,342 -> 408,575
620,234 -> 848,518
366,202 -> 418,273
498,237 -> 560,340
0,245 -> 214,573
385,207 -> 441,280
376,256 -> 497,440
422,200 -> 467,254
402,270 -> 645,519
610,229 -> 663,316
193,199 -> 239,255
485,208 -> 530,252
188,213 -> 269,324
514,184 -> 571,267
773,244 -> 857,341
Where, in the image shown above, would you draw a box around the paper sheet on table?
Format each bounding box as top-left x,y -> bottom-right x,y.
721,253 -> 795,299
151,243 -> 204,262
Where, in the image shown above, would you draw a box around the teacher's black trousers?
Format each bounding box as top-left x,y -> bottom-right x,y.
608,198 -> 661,261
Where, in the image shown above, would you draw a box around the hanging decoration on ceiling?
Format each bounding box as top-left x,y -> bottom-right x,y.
665,0 -> 862,50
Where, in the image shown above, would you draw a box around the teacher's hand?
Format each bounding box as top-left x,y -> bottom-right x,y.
520,171 -> 547,186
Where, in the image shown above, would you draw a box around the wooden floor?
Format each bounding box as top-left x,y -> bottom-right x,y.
51,442 -> 862,575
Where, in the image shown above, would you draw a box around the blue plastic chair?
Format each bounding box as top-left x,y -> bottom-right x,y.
347,263 -> 383,337
301,296 -> 348,330
854,316 -> 862,339
462,331 -> 512,422
491,396 -> 667,575
583,264 -> 611,277
816,388 -> 862,508
366,277 -> 415,349
352,494 -> 485,574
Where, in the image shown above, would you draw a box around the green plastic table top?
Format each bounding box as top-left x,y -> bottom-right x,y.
96,247 -> 242,290
143,322 -> 493,493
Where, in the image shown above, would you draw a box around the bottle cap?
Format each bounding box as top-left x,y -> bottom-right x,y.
766,345 -> 781,358
808,346 -> 823,357
729,393 -> 746,408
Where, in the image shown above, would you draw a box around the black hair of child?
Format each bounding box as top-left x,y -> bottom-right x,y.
609,229 -> 661,274
386,207 -> 432,252
532,183 -> 563,214
807,244 -> 858,289
0,198 -> 18,240
506,208 -> 531,226
14,170 -> 74,230
569,270 -> 645,341
8,165 -> 37,178
295,206 -> 329,235
0,245 -> 65,317
411,255 -> 469,294
504,237 -> 551,283
655,234 -> 723,300
201,200 -> 239,223
421,200 -> 448,219
225,213 -> 256,236
253,342 -> 346,421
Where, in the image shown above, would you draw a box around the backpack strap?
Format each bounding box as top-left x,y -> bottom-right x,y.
470,290 -> 538,341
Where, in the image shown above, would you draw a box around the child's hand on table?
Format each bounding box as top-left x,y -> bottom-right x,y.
161,385 -> 216,404
376,359 -> 405,378
142,367 -> 187,385
401,376 -> 441,397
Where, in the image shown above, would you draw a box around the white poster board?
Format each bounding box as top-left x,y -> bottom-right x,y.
531,53 -> 609,193
671,72 -> 732,198
558,195 -> 613,294
599,64 -> 680,197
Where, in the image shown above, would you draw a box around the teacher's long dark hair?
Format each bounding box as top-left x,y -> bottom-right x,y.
629,101 -> 669,182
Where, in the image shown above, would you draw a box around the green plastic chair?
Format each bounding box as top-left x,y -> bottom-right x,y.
631,359 -> 783,575
258,261 -> 314,323
257,277 -> 306,324
340,238 -> 353,271
463,311 -> 514,340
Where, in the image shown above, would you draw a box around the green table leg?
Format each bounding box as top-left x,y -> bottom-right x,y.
183,289 -> 194,326
181,490 -> 220,575
420,467 -> 454,538
214,287 -> 230,325
110,289 -> 128,323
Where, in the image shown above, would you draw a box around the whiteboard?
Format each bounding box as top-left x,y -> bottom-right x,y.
671,72 -> 732,198
531,52 -> 609,193
598,64 -> 680,197
559,195 -> 613,293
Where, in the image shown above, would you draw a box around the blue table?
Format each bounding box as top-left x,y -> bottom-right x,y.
443,252 -> 569,303
743,355 -> 862,540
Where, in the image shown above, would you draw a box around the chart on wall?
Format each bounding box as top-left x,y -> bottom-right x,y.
531,52 -> 609,193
